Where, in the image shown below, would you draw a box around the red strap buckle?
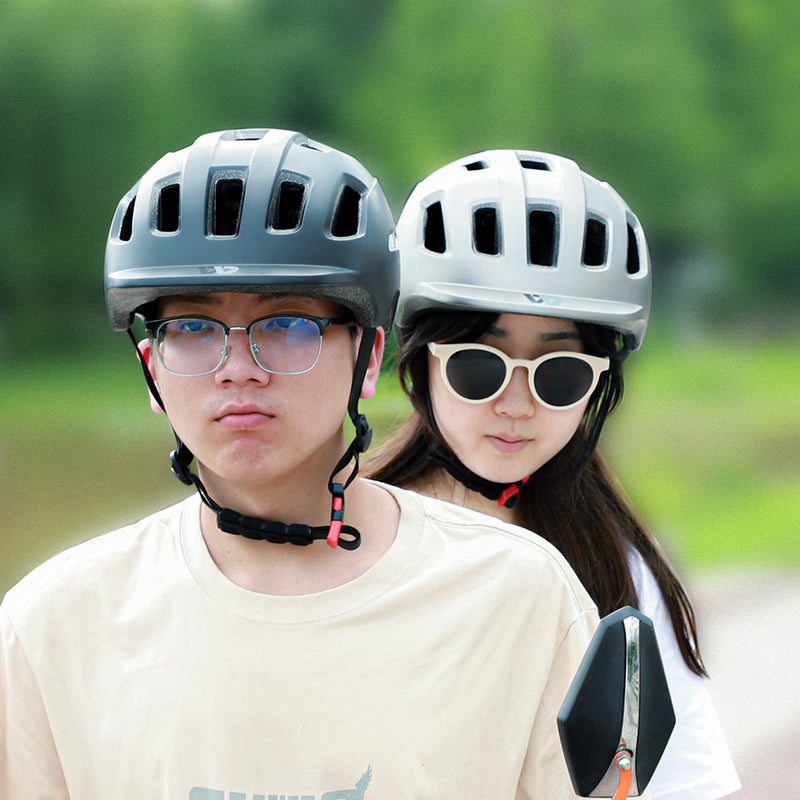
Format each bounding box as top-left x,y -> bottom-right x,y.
497,476 -> 530,508
327,483 -> 345,548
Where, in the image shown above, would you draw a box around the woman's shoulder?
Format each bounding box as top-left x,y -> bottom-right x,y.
626,546 -> 666,614
626,548 -> 742,795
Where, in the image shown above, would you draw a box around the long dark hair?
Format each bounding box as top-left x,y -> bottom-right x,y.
367,309 -> 707,676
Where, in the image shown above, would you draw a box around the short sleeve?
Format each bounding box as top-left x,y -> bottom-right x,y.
628,550 -> 741,800
1,602 -> 70,798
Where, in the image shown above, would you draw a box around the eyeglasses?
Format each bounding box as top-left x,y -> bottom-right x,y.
145,314 -> 356,377
428,342 -> 610,410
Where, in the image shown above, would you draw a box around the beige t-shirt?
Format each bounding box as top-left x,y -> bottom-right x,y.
1,485 -> 597,798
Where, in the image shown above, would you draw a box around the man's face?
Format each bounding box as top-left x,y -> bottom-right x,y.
141,291 -> 362,504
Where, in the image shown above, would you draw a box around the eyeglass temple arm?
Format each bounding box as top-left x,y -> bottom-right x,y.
127,328 -> 198,490
128,328 -> 167,414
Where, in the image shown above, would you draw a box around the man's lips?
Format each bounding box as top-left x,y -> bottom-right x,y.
214,405 -> 275,429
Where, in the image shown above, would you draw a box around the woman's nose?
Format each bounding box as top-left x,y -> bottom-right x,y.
493,366 -> 535,417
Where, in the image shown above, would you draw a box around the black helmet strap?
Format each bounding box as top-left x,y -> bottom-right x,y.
127,325 -> 377,550
427,443 -> 530,509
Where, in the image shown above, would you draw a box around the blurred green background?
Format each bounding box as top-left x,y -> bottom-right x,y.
1,0 -> 799,595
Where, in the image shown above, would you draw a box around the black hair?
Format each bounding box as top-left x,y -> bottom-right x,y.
367,308 -> 707,676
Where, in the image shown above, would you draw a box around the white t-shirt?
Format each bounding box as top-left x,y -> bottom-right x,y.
629,550 -> 741,799
1,485 -> 598,799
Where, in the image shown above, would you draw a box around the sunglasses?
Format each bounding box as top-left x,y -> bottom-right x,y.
428,342 -> 610,410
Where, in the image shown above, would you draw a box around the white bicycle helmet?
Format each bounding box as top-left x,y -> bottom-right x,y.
396,149 -> 651,351
105,128 -> 398,331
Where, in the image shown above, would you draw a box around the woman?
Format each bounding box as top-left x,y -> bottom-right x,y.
368,150 -> 740,799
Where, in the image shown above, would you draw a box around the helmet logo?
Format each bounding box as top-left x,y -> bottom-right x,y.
200,265 -> 240,275
525,292 -> 561,307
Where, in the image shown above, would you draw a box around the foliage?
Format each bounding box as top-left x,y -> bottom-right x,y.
1,0 -> 798,593
2,335 -> 799,596
1,0 -> 799,362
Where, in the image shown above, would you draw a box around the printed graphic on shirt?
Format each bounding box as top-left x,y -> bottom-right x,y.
190,766 -> 373,800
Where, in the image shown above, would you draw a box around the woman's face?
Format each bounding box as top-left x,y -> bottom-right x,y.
428,313 -> 590,484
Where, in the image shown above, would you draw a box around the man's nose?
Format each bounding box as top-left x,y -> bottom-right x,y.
216,328 -> 267,381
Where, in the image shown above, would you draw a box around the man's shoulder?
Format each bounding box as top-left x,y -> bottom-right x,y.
387,480 -> 555,546
2,498 -> 193,621
374,482 -> 597,630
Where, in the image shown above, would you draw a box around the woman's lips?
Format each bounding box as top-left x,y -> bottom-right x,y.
487,435 -> 530,454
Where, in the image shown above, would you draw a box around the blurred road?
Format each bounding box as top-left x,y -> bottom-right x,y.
690,569 -> 800,798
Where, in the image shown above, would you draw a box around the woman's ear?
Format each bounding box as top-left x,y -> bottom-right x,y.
359,326 -> 386,400
137,338 -> 164,414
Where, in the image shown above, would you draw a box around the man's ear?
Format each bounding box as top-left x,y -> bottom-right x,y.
359,326 -> 386,400
137,338 -> 165,414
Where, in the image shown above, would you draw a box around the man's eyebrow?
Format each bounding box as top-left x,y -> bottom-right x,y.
170,294 -> 220,307
166,293 -> 284,307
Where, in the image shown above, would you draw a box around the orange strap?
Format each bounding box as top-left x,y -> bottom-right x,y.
611,750 -> 633,800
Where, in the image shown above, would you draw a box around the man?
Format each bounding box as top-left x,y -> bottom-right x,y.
0,129 -> 597,798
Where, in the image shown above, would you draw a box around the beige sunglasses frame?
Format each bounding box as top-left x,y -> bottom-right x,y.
428,342 -> 610,410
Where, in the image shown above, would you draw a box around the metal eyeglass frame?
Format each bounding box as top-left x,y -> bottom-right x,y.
144,314 -> 356,376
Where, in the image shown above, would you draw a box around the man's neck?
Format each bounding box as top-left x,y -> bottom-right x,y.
198,478 -> 400,595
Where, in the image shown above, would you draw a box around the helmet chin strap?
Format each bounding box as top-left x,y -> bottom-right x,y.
427,443 -> 530,509
128,327 -> 376,551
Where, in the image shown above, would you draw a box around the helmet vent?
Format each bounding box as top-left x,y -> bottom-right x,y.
520,159 -> 550,171
224,129 -> 267,141
157,183 -> 181,233
582,217 -> 607,267
119,197 -> 135,242
330,184 -> 361,237
626,223 -> 641,274
473,206 -> 500,255
423,201 -> 446,253
528,208 -> 557,267
464,160 -> 487,171
210,177 -> 244,237
269,179 -> 307,231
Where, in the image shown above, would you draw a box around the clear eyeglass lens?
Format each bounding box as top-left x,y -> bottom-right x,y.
157,318 -> 227,376
250,316 -> 322,374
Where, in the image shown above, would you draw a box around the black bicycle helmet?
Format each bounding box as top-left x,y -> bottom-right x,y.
106,128 -> 398,331
104,129 -> 399,549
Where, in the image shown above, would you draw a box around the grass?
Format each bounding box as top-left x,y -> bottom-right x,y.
2,335 -> 799,595
600,337 -> 800,571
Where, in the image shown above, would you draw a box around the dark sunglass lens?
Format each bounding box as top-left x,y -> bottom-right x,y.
534,356 -> 594,407
445,349 -> 507,400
